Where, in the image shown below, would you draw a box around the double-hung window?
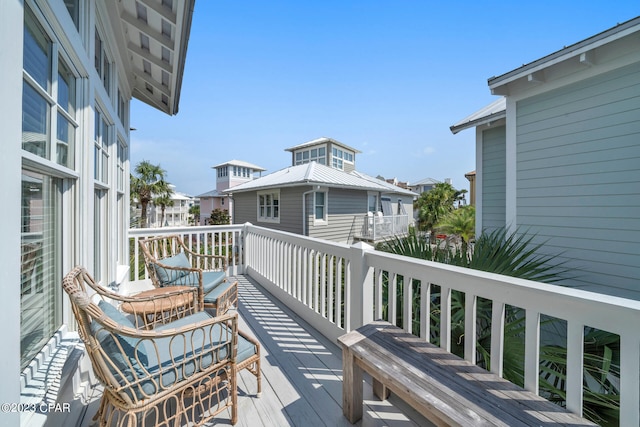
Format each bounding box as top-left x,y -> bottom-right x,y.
21,5 -> 80,370
258,191 -> 280,223
94,29 -> 111,95
314,191 -> 327,223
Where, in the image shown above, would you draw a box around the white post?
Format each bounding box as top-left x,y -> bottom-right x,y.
348,241 -> 374,332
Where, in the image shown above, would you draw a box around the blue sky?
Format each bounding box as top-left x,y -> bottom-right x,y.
130,1 -> 639,196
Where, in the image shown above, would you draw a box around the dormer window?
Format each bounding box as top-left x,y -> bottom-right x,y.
295,147 -> 326,166
331,148 -> 354,170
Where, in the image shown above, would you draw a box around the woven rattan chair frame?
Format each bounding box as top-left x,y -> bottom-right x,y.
139,234 -> 238,314
63,266 -> 241,426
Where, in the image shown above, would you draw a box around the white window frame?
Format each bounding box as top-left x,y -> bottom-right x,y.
257,190 -> 280,223
313,190 -> 327,225
294,145 -> 327,166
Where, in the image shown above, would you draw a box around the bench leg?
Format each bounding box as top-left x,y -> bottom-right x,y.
342,347 -> 363,424
373,378 -> 390,400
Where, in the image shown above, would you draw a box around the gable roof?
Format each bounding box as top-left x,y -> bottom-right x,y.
285,137 -> 362,154
225,162 -> 416,196
488,16 -> 640,95
449,97 -> 506,134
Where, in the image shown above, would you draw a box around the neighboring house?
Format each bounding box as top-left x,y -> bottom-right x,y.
227,138 -> 417,244
450,17 -> 640,300
198,160 -> 266,225
408,177 -> 441,195
0,0 -> 195,423
147,191 -> 196,228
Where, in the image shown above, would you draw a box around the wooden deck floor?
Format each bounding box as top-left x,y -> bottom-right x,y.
74,275 -> 430,427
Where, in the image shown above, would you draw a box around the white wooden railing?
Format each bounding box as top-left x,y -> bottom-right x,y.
354,214 -> 410,241
129,223 -> 640,425
129,225 -> 245,279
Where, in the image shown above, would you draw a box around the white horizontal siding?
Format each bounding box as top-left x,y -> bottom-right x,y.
516,62 -> 640,299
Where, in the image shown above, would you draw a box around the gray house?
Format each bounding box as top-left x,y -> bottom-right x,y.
227,138 -> 417,244
450,17 -> 640,300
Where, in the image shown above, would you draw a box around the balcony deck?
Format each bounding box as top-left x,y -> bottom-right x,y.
72,275 -> 430,427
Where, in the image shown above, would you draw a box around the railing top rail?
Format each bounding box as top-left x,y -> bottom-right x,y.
244,223 -> 354,256
129,224 -> 244,237
365,249 -> 640,337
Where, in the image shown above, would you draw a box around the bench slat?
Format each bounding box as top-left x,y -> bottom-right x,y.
339,321 -> 596,426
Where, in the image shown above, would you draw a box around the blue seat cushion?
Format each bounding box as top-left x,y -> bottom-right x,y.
166,270 -> 227,296
157,311 -> 256,364
152,252 -> 191,284
90,301 -> 149,400
140,311 -> 244,396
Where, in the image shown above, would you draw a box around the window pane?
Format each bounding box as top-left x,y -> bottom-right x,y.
21,170 -> 62,370
64,0 -> 80,29
273,196 -> 279,218
57,60 -> 75,115
22,83 -> 49,159
56,111 -> 74,168
94,29 -> 101,73
24,8 -> 50,91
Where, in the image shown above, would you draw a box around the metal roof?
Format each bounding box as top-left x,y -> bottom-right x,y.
449,97 -> 506,134
197,189 -> 224,198
225,162 -> 416,196
285,137 -> 362,154
113,0 -> 195,115
409,177 -> 441,186
212,160 -> 266,171
488,16 -> 640,92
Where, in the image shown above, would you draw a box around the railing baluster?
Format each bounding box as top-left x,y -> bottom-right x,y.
565,321 -> 584,416
388,272 -> 397,325
524,310 -> 540,394
403,277 -> 413,333
619,334 -> 640,427
490,300 -> 505,377
440,285 -> 452,352
420,279 -> 430,341
464,293 -> 477,364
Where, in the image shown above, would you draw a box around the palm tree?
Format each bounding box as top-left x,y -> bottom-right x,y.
414,182 -> 466,238
130,161 -> 171,228
434,205 -> 475,255
188,205 -> 200,225
153,187 -> 174,227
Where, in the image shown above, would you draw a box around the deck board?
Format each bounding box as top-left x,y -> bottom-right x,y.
71,275 -> 427,427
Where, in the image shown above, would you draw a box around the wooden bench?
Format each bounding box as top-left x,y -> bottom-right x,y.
338,321 -> 596,426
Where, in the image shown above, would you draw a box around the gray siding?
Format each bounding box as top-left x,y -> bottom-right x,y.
233,187 -> 307,235
481,126 -> 506,232
516,62 -> 640,299
309,188 -> 367,244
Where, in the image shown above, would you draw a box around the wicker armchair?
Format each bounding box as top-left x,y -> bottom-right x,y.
139,234 -> 238,316
63,266 -> 261,426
